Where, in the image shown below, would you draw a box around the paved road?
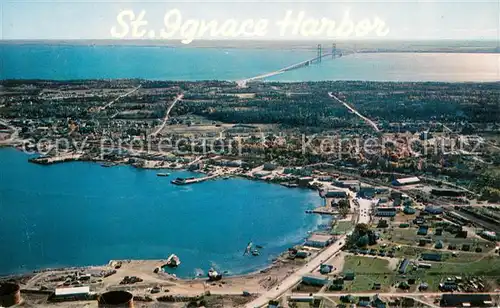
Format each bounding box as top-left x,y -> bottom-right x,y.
150,93 -> 184,136
292,291 -> 498,297
328,92 -> 380,133
101,85 -> 141,110
245,236 -> 347,308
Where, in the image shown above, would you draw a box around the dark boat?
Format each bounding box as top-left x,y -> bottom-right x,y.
171,177 -> 195,185
208,268 -> 222,281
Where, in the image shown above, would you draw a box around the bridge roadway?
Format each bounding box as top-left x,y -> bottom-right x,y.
238,52 -> 337,87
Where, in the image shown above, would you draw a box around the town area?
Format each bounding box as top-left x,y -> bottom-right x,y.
0,79 -> 499,307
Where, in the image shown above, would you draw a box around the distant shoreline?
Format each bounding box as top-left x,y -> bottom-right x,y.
0,39 -> 498,54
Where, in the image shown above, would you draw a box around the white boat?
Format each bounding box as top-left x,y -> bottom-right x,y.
165,254 -> 181,267
157,173 -> 170,177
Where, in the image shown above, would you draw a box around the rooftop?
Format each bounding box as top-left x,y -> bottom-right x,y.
395,177 -> 420,184
55,286 -> 90,296
307,233 -> 333,243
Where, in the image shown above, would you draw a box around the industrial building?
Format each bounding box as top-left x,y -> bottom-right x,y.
398,259 -> 410,274
358,186 -> 376,198
298,176 -> 313,187
324,190 -> 347,198
302,274 -> 330,286
289,295 -> 314,303
51,286 -> 90,302
332,179 -> 360,190
375,207 -> 397,217
392,176 -> 420,186
403,206 -> 416,214
440,294 -> 493,307
431,188 -> 465,197
417,225 -> 429,235
425,205 -> 444,215
421,253 -> 442,261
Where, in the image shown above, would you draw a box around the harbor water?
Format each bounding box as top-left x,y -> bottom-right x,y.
0,148 -> 326,277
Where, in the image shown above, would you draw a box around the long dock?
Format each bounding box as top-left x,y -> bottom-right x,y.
171,174 -> 220,185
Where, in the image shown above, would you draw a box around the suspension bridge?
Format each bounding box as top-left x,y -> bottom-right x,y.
238,43 -> 352,87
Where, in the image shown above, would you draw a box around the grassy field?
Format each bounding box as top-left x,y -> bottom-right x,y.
332,253 -> 500,292
333,256 -> 396,292
426,256 -> 500,275
342,256 -> 393,274
331,220 -> 354,235
342,274 -> 397,292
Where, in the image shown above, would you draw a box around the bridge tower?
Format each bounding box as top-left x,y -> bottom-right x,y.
332,43 -> 336,58
317,44 -> 322,62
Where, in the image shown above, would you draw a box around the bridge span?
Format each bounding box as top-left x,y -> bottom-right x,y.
237,50 -> 352,87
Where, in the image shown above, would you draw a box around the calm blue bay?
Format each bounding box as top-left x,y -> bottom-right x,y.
0,148 -> 325,277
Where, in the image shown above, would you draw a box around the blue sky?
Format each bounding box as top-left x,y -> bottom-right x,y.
1,0 -> 499,40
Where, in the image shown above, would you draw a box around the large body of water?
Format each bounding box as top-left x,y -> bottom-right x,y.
1,44 -> 498,81
0,148 -> 324,277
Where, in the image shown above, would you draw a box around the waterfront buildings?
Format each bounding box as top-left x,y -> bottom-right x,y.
305,233 -> 333,248
324,190 -> 348,198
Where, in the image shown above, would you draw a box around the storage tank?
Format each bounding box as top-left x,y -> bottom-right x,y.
0,283 -> 21,307
98,290 -> 133,308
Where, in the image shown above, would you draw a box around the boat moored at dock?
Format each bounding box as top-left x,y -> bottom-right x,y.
171,177 -> 196,185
